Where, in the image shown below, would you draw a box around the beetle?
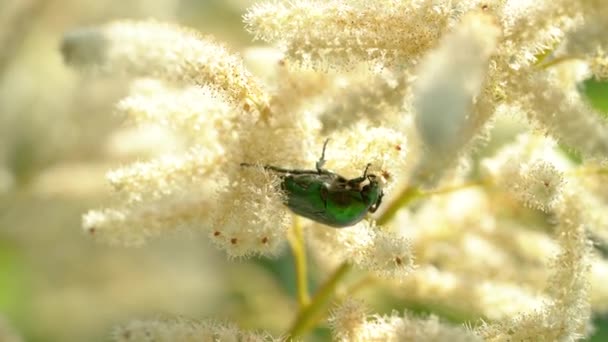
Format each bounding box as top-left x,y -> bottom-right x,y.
241,140 -> 383,227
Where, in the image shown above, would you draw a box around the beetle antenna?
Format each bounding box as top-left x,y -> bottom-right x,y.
316,138 -> 330,173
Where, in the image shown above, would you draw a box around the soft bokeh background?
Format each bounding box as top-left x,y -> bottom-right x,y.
2,0 -> 608,341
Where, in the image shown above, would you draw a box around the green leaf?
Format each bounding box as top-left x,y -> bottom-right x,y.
579,78 -> 608,117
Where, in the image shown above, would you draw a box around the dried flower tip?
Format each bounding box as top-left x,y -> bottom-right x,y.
62,20 -> 269,114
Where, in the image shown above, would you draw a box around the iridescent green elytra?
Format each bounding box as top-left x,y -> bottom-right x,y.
242,140 -> 383,228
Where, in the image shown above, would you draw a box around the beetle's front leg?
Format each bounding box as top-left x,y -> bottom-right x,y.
369,191 -> 384,213
347,163 -> 372,187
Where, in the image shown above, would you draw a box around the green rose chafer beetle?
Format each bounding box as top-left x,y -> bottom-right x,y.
242,140 -> 384,228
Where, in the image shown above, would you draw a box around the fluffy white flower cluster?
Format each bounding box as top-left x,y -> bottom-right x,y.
62,0 -> 608,340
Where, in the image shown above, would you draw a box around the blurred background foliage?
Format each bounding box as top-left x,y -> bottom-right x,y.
1,0 -> 608,341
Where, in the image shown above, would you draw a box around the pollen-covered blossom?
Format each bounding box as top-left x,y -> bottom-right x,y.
318,123 -> 408,194
329,299 -> 481,342
386,264 -> 548,322
116,80 -> 236,147
482,133 -> 568,212
244,0 -> 456,69
65,20 -> 319,257
515,71 -> 608,161
61,20 -> 270,114
391,190 -> 551,320
476,192 -> 592,341
308,221 -> 414,280
318,67 -> 410,133
561,0 -> 608,79
113,318 -> 282,342
63,0 -> 608,339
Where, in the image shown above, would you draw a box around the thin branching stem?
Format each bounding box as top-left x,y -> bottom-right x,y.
376,186 -> 422,226
288,262 -> 352,338
341,275 -> 377,299
536,55 -> 585,69
287,216 -> 310,308
568,166 -> 608,177
377,180 -> 490,226
378,164 -> 608,228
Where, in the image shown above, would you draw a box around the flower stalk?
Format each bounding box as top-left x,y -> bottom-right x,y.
287,216 -> 310,308
288,262 -> 351,338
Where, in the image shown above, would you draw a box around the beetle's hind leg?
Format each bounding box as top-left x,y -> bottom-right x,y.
315,138 -> 330,173
240,163 -> 293,174
241,162 -> 323,175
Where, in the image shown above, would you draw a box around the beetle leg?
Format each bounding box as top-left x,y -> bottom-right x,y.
266,166 -> 334,176
241,163 -> 324,175
315,138 -> 330,173
263,165 -> 300,174
347,163 -> 372,186
241,163 -> 293,174
320,185 -> 330,209
369,190 -> 384,213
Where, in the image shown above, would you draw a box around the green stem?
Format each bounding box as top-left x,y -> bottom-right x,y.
423,180 -> 486,196
377,186 -> 421,226
288,262 -> 352,338
536,55 -> 584,69
377,165 -> 607,226
342,275 -> 376,299
287,217 -> 310,307
377,180 -> 488,226
569,166 -> 608,177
